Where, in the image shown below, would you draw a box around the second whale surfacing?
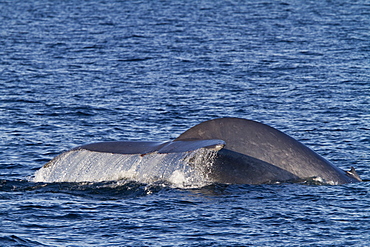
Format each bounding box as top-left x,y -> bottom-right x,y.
33,118 -> 361,186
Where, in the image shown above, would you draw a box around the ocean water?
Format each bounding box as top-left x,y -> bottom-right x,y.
1,0 -> 369,246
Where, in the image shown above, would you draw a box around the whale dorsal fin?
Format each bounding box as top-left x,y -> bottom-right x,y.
346,167 -> 362,182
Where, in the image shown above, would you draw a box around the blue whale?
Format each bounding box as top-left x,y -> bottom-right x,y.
175,118 -> 361,184
33,118 -> 361,185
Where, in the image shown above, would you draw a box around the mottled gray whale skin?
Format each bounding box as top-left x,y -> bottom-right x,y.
176,118 -> 361,184
36,118 -> 361,185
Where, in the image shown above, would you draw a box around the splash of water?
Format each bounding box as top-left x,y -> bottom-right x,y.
33,148 -> 219,188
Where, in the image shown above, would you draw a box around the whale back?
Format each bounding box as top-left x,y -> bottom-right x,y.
176,118 -> 359,184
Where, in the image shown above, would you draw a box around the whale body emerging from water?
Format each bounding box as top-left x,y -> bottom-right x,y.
33,118 -> 361,186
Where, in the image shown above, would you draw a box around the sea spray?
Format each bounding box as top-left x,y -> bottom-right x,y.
169,148 -> 219,187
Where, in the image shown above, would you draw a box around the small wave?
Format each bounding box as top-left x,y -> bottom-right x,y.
284,176 -> 340,186
47,180 -> 167,199
0,235 -> 46,247
1,179 -> 171,199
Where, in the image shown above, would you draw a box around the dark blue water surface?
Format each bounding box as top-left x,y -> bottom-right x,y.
1,0 -> 369,246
